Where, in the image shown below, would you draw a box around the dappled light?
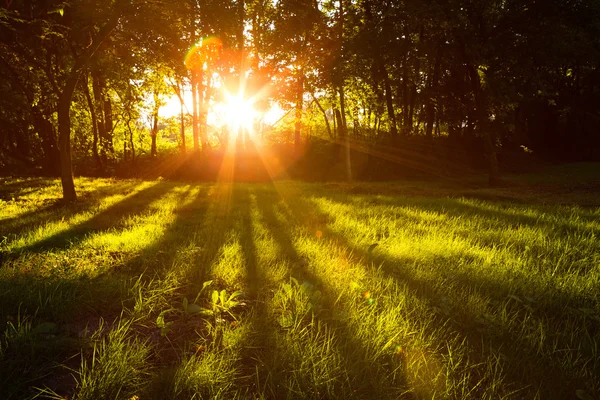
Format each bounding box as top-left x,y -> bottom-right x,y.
3,177 -> 599,398
1,0 -> 600,397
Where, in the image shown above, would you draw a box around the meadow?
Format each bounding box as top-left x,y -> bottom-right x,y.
0,165 -> 599,399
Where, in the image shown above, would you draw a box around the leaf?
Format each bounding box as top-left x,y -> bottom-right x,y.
201,280 -> 213,292
279,311 -> 293,328
195,280 -> 214,302
159,322 -> 172,337
186,303 -> 203,315
156,313 -> 166,328
228,290 -> 244,303
220,289 -> 227,306
58,8 -> 64,17
368,243 -> 379,253
311,290 -> 323,302
211,290 -> 219,306
300,281 -> 313,293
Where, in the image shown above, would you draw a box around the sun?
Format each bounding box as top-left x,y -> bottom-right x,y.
223,92 -> 256,135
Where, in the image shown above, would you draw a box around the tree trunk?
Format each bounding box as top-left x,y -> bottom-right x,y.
335,109 -> 345,138
33,109 -> 61,176
332,106 -> 337,138
92,70 -> 109,165
382,65 -> 397,138
83,73 -> 101,168
339,86 -> 348,134
199,76 -> 209,151
191,71 -> 199,151
401,56 -> 410,134
104,96 -> 114,153
127,113 -> 135,161
363,0 -> 396,139
58,77 -> 78,202
57,16 -> 120,201
179,90 -> 186,154
312,93 -> 333,139
294,72 -> 304,152
425,44 -> 442,139
467,64 -> 499,184
150,90 -> 159,157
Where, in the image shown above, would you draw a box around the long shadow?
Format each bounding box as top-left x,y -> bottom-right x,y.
232,185 -> 594,398
8,181 -> 174,256
341,190 -> 600,238
0,178 -> 56,199
311,190 -> 600,280
316,188 -> 600,314
183,184 -> 240,289
0,184 -> 203,319
291,191 -> 596,398
232,185 -> 276,398
0,182 -> 204,399
0,181 -> 140,239
250,184 -> 410,399
234,185 -> 261,296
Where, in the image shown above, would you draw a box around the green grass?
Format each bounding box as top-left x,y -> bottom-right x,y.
0,165 -> 599,399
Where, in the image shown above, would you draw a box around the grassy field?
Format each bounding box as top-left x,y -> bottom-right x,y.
0,165 -> 599,399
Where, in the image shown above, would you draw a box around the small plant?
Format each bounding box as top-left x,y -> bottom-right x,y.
155,311 -> 173,337
154,280 -> 214,336
200,289 -> 244,321
274,277 -> 324,330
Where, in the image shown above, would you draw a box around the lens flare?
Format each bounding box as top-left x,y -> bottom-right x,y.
184,36 -> 223,71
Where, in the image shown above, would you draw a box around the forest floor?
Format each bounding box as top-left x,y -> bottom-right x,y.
0,163 -> 599,399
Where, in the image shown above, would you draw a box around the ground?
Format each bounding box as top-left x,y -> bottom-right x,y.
0,164 -> 599,399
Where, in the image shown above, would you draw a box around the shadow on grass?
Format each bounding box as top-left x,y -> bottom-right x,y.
292,189 -> 597,398
6,181 -> 174,256
0,180 -> 596,399
0,178 -> 57,200
351,191 -> 600,237
0,181 -> 141,240
0,183 -> 209,399
247,185 -> 410,399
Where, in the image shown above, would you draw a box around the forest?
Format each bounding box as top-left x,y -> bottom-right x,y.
1,0 -> 599,197
1,1 -> 600,399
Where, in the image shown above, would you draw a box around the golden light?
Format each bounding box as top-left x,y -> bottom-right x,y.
222,92 -> 257,136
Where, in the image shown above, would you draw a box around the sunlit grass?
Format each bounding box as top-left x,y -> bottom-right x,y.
0,171 -> 598,399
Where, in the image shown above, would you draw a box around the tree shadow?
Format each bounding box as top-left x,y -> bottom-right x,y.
0,183 -> 220,399
346,191 -> 600,237
290,191 -> 597,398
6,181 -> 176,256
0,178 -> 57,200
0,180 -> 596,399
248,184 -> 411,399
0,181 -> 140,239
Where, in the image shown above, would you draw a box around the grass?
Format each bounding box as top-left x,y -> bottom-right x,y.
0,164 -> 599,399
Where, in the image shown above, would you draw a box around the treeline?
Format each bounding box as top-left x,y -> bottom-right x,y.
1,0 -> 599,198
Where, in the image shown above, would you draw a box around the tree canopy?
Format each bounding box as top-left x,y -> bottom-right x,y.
1,0 -> 599,198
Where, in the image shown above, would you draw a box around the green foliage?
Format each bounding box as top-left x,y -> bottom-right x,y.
274,277 -> 323,330
75,318 -> 151,400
